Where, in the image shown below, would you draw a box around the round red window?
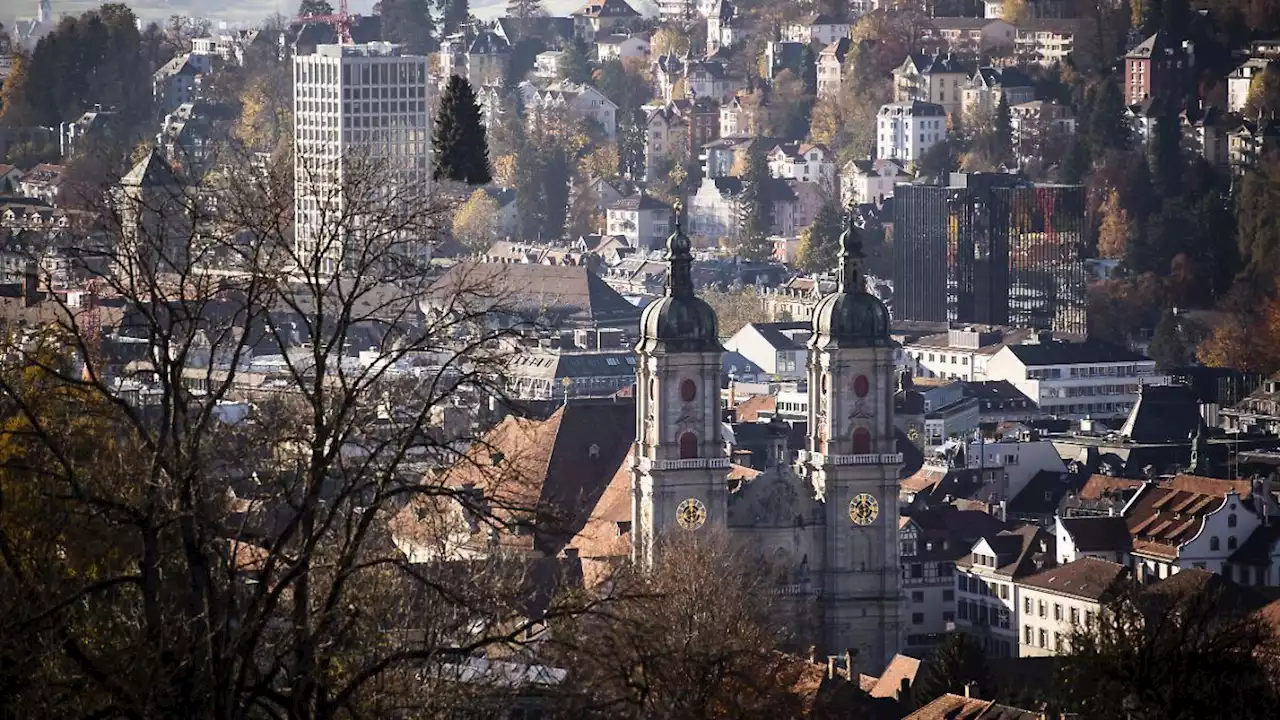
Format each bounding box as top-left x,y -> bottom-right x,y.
680,379 -> 697,402
853,375 -> 870,398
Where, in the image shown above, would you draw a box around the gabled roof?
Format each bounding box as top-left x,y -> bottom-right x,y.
1117,384 -> 1202,444
1018,557 -> 1127,601
574,0 -> 640,19
866,654 -> 920,700
426,262 -> 641,325
818,37 -> 852,62
1127,31 -> 1175,60
607,192 -> 671,212
469,30 -> 510,55
392,400 -> 636,558
122,149 -> 180,188
963,525 -> 1054,579
972,66 -> 1033,89
1008,470 -> 1072,518
906,693 -> 1040,719
899,52 -> 973,76
1059,515 -> 1133,553
495,16 -> 574,45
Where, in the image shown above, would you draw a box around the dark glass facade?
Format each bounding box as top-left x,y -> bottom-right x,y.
893,176 -> 1087,335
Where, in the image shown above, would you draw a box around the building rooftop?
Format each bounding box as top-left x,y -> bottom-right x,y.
1004,340 -> 1148,367
1058,515 -> 1133,553
1018,557 -> 1127,601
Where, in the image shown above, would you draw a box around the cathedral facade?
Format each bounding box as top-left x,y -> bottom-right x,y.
630,206 -> 904,671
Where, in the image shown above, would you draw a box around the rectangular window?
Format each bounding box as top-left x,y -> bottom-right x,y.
1024,598 -> 1032,614
1024,625 -> 1033,644
959,602 -> 969,620
1038,629 -> 1047,648
912,613 -> 924,625
1054,604 -> 1063,621
1071,607 -> 1080,625
1039,601 -> 1047,618
1000,584 -> 1010,600
911,591 -> 925,603
959,576 -> 969,592
943,589 -> 954,602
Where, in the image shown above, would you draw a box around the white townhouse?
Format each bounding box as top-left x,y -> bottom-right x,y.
877,101 -> 946,164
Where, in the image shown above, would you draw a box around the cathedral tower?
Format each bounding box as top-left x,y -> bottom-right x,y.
803,210 -> 903,670
632,204 -> 727,566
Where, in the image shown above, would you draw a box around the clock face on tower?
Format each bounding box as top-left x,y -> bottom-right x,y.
677,498 -> 707,530
848,493 -> 880,526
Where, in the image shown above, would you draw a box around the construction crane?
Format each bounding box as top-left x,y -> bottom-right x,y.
298,0 -> 353,45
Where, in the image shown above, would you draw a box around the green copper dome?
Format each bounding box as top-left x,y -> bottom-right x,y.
637,204 -> 721,353
810,209 -> 892,349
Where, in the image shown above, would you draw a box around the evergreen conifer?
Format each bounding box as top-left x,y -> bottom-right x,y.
432,75 -> 493,185
736,138 -> 775,262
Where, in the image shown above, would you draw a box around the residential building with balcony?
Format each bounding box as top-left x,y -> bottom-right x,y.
891,53 -> 971,120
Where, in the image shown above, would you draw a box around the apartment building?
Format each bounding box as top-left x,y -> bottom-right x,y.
1015,558 -> 1126,657
876,101 -> 947,163
954,525 -> 1055,658
293,43 -> 432,275
983,340 -> 1165,420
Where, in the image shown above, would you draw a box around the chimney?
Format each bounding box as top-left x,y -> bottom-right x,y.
807,645 -> 818,664
842,647 -> 856,681
964,682 -> 978,698
826,655 -> 838,680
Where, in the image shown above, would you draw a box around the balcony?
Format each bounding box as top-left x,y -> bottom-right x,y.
637,456 -> 731,471
796,450 -> 903,466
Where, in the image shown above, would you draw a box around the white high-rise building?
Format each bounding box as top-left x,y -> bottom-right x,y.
293,43 -> 432,275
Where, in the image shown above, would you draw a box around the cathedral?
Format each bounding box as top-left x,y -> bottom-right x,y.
630,205 -> 904,671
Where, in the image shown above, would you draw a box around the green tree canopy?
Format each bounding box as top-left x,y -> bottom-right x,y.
298,0 -> 334,15
912,632 -> 993,707
432,75 -> 493,186
795,199 -> 842,273
735,138 -> 775,262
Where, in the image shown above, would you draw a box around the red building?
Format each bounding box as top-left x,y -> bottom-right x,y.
1125,31 -> 1186,106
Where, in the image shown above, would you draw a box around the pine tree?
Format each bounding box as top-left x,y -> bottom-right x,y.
736,138 -> 775,262
993,95 -> 1013,168
1150,108 -> 1183,200
437,0 -> 469,36
1148,310 -> 1190,368
514,140 -> 547,239
1058,136 -> 1089,183
506,0 -> 546,22
795,200 -> 842,272
543,147 -> 572,241
912,633 -> 993,707
432,75 -> 493,185
1086,79 -> 1129,157
558,39 -> 592,85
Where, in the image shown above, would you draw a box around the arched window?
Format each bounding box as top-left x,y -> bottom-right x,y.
852,427 -> 872,455
680,378 -> 697,402
1228,514 -> 1238,527
1228,536 -> 1238,550
1210,536 -> 1220,551
679,431 -> 699,459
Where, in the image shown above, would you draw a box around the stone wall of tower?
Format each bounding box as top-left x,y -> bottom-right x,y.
805,343 -> 903,672
632,348 -> 727,566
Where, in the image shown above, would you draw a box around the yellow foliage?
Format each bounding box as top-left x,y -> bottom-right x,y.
452,189 -> 503,251
1097,190 -> 1131,261
493,154 -> 517,188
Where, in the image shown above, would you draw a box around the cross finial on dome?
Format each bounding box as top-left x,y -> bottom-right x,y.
838,203 -> 865,293
666,200 -> 693,298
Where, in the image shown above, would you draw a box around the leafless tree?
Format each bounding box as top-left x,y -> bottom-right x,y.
0,137 -> 600,718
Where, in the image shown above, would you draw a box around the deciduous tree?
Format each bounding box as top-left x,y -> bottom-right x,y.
1097,190 -> 1131,260
795,199 -> 843,272
452,188 -> 503,250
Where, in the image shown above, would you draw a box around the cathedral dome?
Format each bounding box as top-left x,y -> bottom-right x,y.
811,212 -> 892,349
637,205 -> 721,353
